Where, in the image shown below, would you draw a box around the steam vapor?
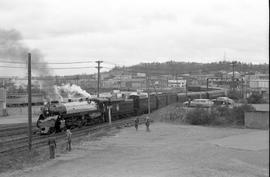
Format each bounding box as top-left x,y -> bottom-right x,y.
55,83 -> 92,101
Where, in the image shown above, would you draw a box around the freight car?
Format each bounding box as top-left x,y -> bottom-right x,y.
37,89 -> 226,134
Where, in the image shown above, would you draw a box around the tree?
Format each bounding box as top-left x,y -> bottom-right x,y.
247,92 -> 265,104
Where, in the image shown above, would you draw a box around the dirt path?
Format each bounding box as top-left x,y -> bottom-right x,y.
1,122 -> 268,177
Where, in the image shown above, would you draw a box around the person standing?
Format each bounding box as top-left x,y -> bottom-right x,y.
134,117 -> 139,131
66,129 -> 72,151
48,134 -> 56,159
145,116 -> 150,132
188,97 -> 191,107
60,117 -> 66,132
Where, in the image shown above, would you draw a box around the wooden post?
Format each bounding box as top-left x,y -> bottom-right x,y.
28,53 -> 32,151
206,78 -> 209,98
95,61 -> 103,98
108,105 -> 112,124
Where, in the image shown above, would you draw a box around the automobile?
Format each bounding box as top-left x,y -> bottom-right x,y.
212,97 -> 235,108
183,99 -> 214,108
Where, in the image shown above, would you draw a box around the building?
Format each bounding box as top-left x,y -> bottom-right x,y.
0,88 -> 7,116
246,74 -> 269,92
168,80 -> 186,88
245,104 -> 269,129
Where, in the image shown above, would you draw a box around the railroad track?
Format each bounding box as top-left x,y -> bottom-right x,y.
0,116 -> 148,156
0,123 -> 38,138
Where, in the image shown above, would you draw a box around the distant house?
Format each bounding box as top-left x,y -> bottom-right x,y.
246,74 -> 269,92
227,71 -> 241,78
0,88 -> 7,116
168,80 -> 186,88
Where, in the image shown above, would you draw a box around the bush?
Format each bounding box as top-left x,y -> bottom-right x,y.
227,90 -> 242,100
185,104 -> 255,126
247,93 -> 265,104
230,104 -> 255,125
185,108 -> 214,125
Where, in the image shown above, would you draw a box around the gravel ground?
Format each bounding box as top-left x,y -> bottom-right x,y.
1,122 -> 268,177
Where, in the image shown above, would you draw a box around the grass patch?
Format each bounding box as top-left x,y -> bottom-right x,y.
0,142 -> 68,174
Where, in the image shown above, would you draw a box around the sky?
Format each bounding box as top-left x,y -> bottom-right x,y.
0,0 -> 268,76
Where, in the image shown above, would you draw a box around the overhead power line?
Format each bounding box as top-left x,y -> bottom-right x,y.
0,59 -> 95,65
0,65 -> 98,70
103,61 -> 119,65
45,61 -> 95,64
0,59 -> 119,69
0,60 -> 26,64
0,65 -> 25,68
42,66 -> 97,70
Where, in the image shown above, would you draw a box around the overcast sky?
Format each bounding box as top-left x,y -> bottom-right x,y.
0,0 -> 268,76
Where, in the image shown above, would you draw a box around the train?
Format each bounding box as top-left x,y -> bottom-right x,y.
37,89 -> 226,134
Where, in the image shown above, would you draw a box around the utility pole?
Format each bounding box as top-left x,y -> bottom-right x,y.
231,61 -> 237,93
241,78 -> 244,99
28,53 -> 32,151
206,78 -> 209,95
95,61 -> 103,97
185,77 -> 188,100
145,63 -> 150,115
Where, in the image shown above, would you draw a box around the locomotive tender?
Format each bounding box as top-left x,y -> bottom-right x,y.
37,89 -> 226,134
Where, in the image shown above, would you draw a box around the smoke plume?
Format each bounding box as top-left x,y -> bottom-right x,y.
0,29 -> 55,100
56,83 -> 92,100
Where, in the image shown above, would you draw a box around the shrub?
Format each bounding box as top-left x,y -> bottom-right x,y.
227,90 -> 242,100
185,108 -> 214,125
230,104 -> 255,125
184,104 -> 255,126
247,93 -> 265,104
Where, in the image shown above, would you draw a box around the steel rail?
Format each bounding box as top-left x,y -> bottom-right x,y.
0,116 -> 148,156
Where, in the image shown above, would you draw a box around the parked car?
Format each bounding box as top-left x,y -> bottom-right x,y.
183,99 -> 214,108
212,97 -> 235,108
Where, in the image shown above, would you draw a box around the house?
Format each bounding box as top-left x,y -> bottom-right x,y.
245,104 -> 269,129
245,74 -> 269,93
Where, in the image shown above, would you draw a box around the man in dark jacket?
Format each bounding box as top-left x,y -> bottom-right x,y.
66,129 -> 72,151
134,117 -> 139,131
48,134 -> 56,159
145,116 -> 150,132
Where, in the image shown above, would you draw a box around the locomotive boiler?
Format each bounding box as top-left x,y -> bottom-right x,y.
37,99 -> 106,134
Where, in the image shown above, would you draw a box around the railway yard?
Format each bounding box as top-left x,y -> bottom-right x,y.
0,89 -> 268,177
0,103 -> 268,177
0,1 -> 268,175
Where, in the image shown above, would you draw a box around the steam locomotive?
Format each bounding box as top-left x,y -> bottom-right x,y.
37,89 -> 226,134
